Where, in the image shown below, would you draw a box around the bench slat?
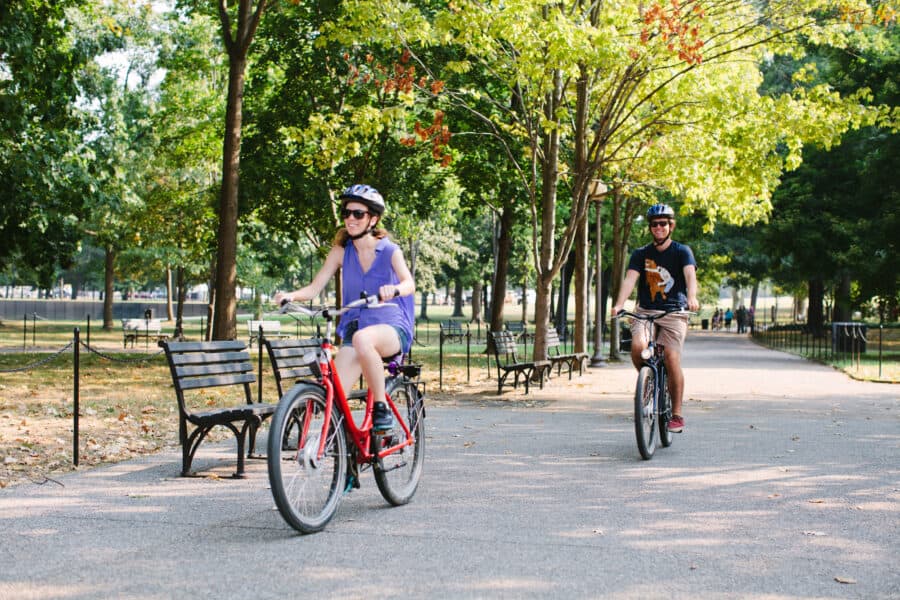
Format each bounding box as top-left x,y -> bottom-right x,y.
177,372 -> 256,391
171,351 -> 250,366
175,361 -> 254,378
165,341 -> 246,353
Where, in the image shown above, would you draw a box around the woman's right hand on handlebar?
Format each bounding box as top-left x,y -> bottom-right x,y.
274,291 -> 292,306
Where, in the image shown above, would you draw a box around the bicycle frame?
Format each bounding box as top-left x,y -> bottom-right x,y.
283,297 -> 416,465
637,318 -> 668,418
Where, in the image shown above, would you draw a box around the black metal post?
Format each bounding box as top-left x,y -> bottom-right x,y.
466,330 -> 471,383
438,331 -> 444,391
258,325 -> 264,403
73,327 -> 80,467
86,315 -> 91,349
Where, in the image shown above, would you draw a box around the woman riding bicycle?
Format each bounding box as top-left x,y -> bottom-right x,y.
611,203 -> 699,433
274,184 -> 415,431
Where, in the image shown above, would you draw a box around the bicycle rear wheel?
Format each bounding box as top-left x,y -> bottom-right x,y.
658,376 -> 673,448
373,379 -> 425,506
634,366 -> 657,460
268,384 -> 347,533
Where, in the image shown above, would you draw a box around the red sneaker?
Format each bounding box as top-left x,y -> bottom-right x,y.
668,415 -> 684,433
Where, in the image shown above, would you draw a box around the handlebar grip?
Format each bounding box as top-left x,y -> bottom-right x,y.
280,298 -> 290,307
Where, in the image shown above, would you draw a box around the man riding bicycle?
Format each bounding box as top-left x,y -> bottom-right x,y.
612,204 -> 699,433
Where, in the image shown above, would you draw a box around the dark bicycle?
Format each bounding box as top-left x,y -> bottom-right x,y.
616,308 -> 688,460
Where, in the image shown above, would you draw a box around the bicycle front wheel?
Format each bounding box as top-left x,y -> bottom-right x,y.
658,377 -> 673,448
373,379 -> 425,506
268,384 -> 347,533
634,366 -> 657,460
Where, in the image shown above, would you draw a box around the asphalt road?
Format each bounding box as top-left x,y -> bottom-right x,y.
1,332 -> 897,599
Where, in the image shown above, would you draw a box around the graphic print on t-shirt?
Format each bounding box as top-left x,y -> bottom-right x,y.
644,258 -> 674,302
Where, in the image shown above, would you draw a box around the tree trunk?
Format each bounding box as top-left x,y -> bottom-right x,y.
808,278 -> 825,337
419,291 -> 429,320
471,280 -> 483,324
489,204 -> 513,336
175,265 -> 186,340
212,54 -> 246,341
206,256 -> 216,341
573,216 -> 588,353
833,271 -> 852,322
607,189 -> 639,360
165,264 -> 175,321
211,0 -> 267,340
452,277 -> 464,318
103,245 -> 115,330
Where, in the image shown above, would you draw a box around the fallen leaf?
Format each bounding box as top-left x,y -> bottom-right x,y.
768,493 -> 781,498
834,576 -> 856,584
117,412 -> 127,421
463,441 -> 476,448
809,499 -> 826,504
803,531 -> 826,536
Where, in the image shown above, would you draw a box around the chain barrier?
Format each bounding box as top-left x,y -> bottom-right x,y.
79,340 -> 165,363
0,340 -> 75,373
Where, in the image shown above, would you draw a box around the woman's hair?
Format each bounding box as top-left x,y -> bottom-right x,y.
333,226 -> 388,247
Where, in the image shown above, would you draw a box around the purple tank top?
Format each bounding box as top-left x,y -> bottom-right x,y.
337,238 -> 414,353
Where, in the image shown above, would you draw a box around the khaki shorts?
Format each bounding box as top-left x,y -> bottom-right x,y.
630,308 -> 690,353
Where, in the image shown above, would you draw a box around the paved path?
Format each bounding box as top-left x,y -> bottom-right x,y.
1,332 -> 897,599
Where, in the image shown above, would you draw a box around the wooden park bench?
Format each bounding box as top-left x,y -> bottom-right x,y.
544,328 -> 589,379
263,337 -> 324,398
488,330 -> 549,395
122,318 -> 168,348
439,320 -> 469,344
160,340 -> 277,478
247,319 -> 290,347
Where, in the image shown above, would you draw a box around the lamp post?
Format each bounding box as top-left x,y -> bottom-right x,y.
588,179 -> 608,367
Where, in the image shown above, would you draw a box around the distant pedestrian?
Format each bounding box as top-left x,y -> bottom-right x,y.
724,308 -> 733,331
736,305 -> 747,333
748,306 -> 755,333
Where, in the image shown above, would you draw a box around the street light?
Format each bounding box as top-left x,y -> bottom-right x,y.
588,179 -> 608,367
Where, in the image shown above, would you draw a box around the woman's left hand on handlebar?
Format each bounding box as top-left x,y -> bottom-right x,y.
378,285 -> 400,301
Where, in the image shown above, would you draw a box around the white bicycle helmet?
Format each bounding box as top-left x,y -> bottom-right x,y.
339,184 -> 385,216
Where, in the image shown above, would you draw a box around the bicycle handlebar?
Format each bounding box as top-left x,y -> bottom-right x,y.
278,290 -> 398,319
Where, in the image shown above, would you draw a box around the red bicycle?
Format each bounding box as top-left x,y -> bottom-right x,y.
267,294 -> 425,533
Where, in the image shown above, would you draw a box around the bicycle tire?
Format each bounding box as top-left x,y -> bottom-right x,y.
634,366 -> 657,460
373,378 -> 425,506
268,384 -> 347,533
658,375 -> 673,448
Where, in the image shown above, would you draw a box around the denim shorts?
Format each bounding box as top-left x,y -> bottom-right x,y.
343,321 -> 409,353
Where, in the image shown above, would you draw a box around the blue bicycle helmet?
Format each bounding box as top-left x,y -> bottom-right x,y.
646,203 -> 675,220
339,184 -> 385,216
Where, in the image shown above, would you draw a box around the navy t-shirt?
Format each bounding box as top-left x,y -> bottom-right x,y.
627,241 -> 697,310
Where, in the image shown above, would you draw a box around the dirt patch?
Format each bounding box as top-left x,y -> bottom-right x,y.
0,355 -> 542,488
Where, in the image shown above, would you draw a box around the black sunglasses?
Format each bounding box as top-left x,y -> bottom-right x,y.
649,220 -> 670,228
341,208 -> 370,220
